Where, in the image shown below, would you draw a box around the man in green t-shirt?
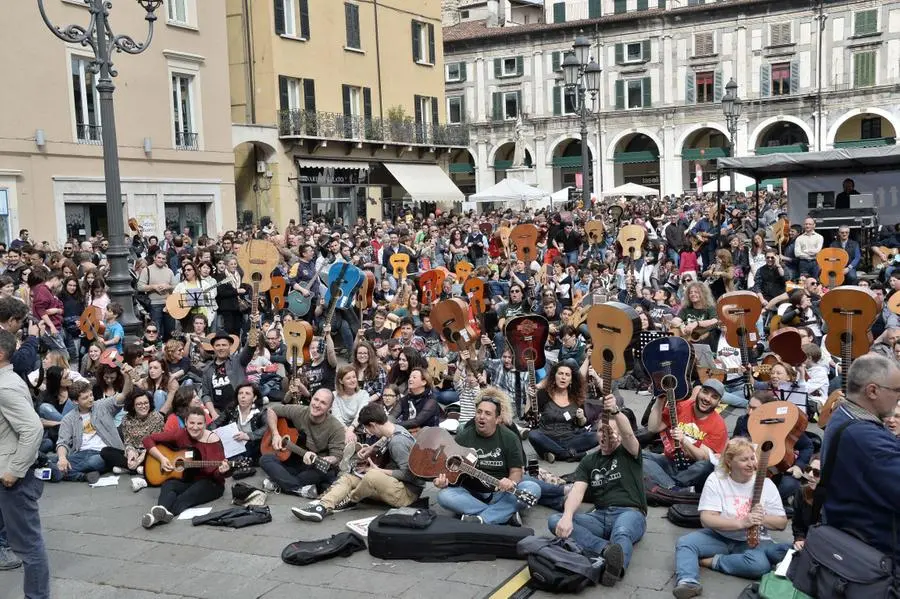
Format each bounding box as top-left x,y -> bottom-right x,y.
548,394 -> 647,587
434,397 -> 542,525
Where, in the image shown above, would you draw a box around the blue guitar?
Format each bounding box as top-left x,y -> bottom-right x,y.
324,261 -> 364,311
641,336 -> 693,401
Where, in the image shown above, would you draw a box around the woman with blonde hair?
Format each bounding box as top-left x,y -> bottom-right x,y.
702,248 -> 736,296
673,437 -> 790,598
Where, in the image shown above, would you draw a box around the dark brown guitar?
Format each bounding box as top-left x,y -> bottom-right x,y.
505,314 -> 550,427
408,427 -> 538,507
260,418 -> 332,473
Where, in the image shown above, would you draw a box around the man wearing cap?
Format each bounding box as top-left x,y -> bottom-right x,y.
642,381 -> 728,492
200,331 -> 254,420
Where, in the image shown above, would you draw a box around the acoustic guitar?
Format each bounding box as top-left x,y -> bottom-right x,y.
585,220 -> 605,246
408,427 -> 538,507
498,226 -> 512,256
269,275 -> 287,312
817,248 -> 849,288
454,260 -> 474,282
509,224 -> 540,264
164,284 -> 216,320
818,286 -> 878,427
768,327 -> 805,366
871,246 -> 900,268
505,314 -> 549,426
282,320 -> 313,369
431,298 -> 478,354
747,400 -> 808,473
717,291 -> 763,401
617,224 -> 645,261
356,270 -> 376,313
746,440 -> 774,549
463,277 -> 487,338
237,239 -> 281,347
586,303 -> 639,383
642,336 -> 693,401
419,268 -> 447,305
389,253 -> 411,282
78,305 -> 106,341
144,445 -> 252,487
324,261 -> 364,311
260,418 -> 333,472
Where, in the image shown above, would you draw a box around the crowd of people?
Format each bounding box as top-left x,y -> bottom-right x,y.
0,189 -> 898,599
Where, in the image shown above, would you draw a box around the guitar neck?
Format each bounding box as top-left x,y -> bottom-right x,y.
249,281 -> 260,347
181,460 -> 229,469
457,461 -> 504,491
527,360 -> 537,397
841,338 -> 851,397
284,439 -> 329,470
666,387 -> 681,449
600,358 -> 612,428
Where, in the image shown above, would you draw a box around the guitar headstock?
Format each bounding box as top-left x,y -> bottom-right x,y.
517,489 -> 539,508
230,457 -> 254,470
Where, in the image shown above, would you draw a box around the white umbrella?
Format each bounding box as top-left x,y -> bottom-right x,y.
704,172 -> 755,192
468,178 -> 550,204
601,182 -> 658,197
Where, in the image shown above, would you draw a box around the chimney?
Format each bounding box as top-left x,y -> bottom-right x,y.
441,0 -> 461,27
501,0 -> 512,24
486,0 -> 499,27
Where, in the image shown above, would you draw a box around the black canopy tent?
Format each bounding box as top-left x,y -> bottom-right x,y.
715,145 -> 900,229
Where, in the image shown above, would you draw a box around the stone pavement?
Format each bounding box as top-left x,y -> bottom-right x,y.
0,391 -> 791,599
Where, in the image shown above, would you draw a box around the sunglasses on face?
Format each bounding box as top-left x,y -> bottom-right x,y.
146,329 -> 158,334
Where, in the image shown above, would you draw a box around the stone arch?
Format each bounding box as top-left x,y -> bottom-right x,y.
545,135 -> 596,165
747,115 -> 815,150
826,107 -> 900,147
675,123 -> 731,155
488,140 -> 535,167
606,128 -> 663,159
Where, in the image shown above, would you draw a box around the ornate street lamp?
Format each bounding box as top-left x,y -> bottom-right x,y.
563,35 -> 601,207
722,78 -> 742,198
38,0 -> 163,336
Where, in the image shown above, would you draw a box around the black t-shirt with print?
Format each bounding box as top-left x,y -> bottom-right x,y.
303,359 -> 335,395
211,362 -> 235,411
454,424 -> 524,494
574,445 -> 647,514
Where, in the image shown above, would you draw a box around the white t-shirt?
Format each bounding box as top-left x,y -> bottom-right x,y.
698,471 -> 785,541
80,413 -> 107,452
331,390 -> 370,427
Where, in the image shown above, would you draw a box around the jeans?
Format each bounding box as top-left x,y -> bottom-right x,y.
149,304 -> 177,340
0,509 -> 6,548
675,528 -> 790,584
332,308 -> 359,351
548,507 -> 647,568
528,429 -> 598,459
437,480 -> 542,525
49,449 -> 106,482
797,258 -> 818,278
0,473 -> 51,598
565,250 -> 579,265
722,380 -> 749,408
522,475 -> 566,512
641,451 -> 714,491
40,332 -> 67,353
37,401 -> 74,422
157,478 -> 224,516
434,389 -> 459,406
259,453 -> 335,495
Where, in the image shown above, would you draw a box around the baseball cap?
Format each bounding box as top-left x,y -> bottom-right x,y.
701,378 -> 725,399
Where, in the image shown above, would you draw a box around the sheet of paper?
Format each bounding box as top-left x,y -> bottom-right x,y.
177,507 -> 212,520
774,548 -> 796,577
215,422 -> 247,458
89,475 -> 119,488
345,516 -> 377,538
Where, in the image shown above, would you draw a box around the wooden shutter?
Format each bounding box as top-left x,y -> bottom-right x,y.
615,43 -> 624,65
515,91 -> 522,117
685,72 -> 695,104
459,62 -> 467,82
637,0 -> 648,10
615,80 -> 625,109
278,75 -> 290,111
494,58 -> 502,78
516,56 -> 524,77
771,23 -> 791,46
363,87 -> 372,121
411,21 -> 421,62
553,2 -> 566,23
274,0 -> 285,35
642,77 -> 652,108
414,94 -> 423,125
428,24 -> 436,64
431,97 -> 439,130
790,60 -> 800,93
299,0 -> 310,38
345,3 -> 360,48
854,10 -> 877,36
659,0 -> 665,8
695,32 -> 713,56
713,68 -> 723,102
553,86 -> 562,115
552,51 -> 562,72
760,64 -> 771,96
854,51 -> 875,86
641,40 -> 651,62
589,0 -> 602,18
342,84 -> 353,138
492,92 -> 502,121
303,79 -> 316,112
614,0 -> 626,14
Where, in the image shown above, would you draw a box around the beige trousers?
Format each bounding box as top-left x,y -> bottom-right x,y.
319,469 -> 418,509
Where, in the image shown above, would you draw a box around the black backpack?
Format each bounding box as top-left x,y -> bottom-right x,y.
667,504 -> 702,528
527,553 -> 594,593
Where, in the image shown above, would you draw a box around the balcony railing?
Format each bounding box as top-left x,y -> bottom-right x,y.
76,123 -> 102,145
278,109 -> 470,147
175,131 -> 199,151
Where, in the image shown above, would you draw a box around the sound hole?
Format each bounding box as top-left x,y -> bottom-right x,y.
173,458 -> 186,472
660,374 -> 677,391
759,440 -> 774,453
601,348 -> 614,363
446,456 -> 462,472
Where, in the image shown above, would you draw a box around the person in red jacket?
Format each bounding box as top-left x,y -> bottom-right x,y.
140,406 -> 229,529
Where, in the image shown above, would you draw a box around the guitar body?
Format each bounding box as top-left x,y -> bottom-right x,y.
642,336 -> 693,400
426,357 -> 450,387
270,275 -> 287,312
820,286 -> 877,359
408,427 -> 474,484
143,445 -> 251,487
818,391 -> 842,428
716,291 -> 763,349
586,302 -> 640,381
498,226 -> 512,255
585,220 -> 605,245
164,293 -> 192,320
418,269 -> 446,305
617,224 -> 646,261
871,246 -> 900,268
768,327 -> 805,366
432,299 -> 478,353
260,418 -> 300,462
236,239 -> 281,292
356,271 -> 376,311
454,261 -> 474,282
389,253 -> 410,281
504,314 -> 550,371
748,401 -> 808,472
817,248 -> 849,288
463,278 -> 486,314
286,291 -> 313,317
509,224 -> 540,264
283,320 -> 313,366
78,306 -> 106,341
888,291 -> 900,316
324,262 -> 364,310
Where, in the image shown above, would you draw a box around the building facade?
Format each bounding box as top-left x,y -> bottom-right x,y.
229,0 -> 468,227
444,0 -> 900,198
0,1 -> 236,245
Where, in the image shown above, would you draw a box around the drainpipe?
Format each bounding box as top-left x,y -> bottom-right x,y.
243,0 -> 256,123
374,0 -> 385,121
815,0 -> 826,151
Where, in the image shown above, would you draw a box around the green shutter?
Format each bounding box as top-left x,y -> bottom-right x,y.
713,68 -> 723,102
274,0 -> 285,35
363,87 -> 372,121
615,80 -> 625,109
494,58 -> 502,78
854,51 -> 875,86
685,72 -> 695,104
589,0 -> 602,18
790,60 -> 800,93
428,23 -> 436,63
459,62 -> 467,82
760,64 -> 771,97
855,10 -> 877,36
659,0 -> 665,7
345,3 -> 360,48
615,43 -> 624,65
492,92 -> 502,121
299,0 -> 310,38
637,0 -> 648,10
459,96 -> 466,123
516,56 -> 524,76
553,2 -> 566,23
552,51 -> 561,72
553,86 -> 562,115
412,21 -> 421,62
614,0 -> 627,14
515,91 -> 522,117
303,79 -> 316,112
642,77 -> 652,108
641,40 -> 650,62
278,75 -> 289,111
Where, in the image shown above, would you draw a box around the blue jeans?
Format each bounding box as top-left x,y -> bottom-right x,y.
0,473 -> 50,598
722,380 -> 749,408
49,449 -> 106,482
437,480 -> 542,525
565,250 -> 579,265
642,451 -> 714,491
37,401 -> 75,422
434,389 -> 459,406
675,528 -> 790,584
149,304 -> 176,340
523,475 -> 566,512
528,429 -> 598,459
548,507 -> 647,568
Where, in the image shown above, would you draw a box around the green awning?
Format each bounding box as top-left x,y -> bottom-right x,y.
682,147 -> 729,161
833,137 -> 896,149
746,178 -> 784,191
494,160 -> 512,170
552,155 -> 585,168
613,150 -> 659,164
755,143 -> 808,155
449,163 -> 475,174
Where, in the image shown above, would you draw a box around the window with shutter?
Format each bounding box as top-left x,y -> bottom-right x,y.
713,69 -> 723,102
614,44 -> 624,65
553,2 -> 566,23
694,32 -> 713,57
770,22 -> 791,46
492,92 -> 503,121
789,61 -> 800,94
641,77 -> 652,108
685,72 -> 696,104
447,96 -> 464,124
345,3 -> 361,49
853,10 -> 877,36
500,57 -> 520,77
615,80 -> 625,109
552,51 -> 562,73
625,42 -> 644,63
427,24 -> 436,63
626,80 -> 644,108
299,0 -> 310,39
695,71 -> 713,103
553,87 -> 562,116
637,0 -> 648,10
303,79 -> 316,113
411,21 -> 421,62
760,64 -> 771,97
274,0 -> 286,35
614,0 -> 626,14
771,62 -> 791,95
446,63 -> 463,82
853,51 -> 875,87
589,0 -> 602,18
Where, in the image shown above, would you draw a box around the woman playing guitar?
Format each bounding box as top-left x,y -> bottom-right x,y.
672,282 -> 718,344
528,361 -> 597,463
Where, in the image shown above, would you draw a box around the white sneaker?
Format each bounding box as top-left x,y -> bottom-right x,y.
299,484 -> 319,499
262,478 -> 280,493
112,466 -> 127,474
137,466 -> 144,475
131,477 -> 148,493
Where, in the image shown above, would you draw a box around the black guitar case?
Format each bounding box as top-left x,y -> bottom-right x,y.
367,514 -> 534,561
667,503 -> 702,528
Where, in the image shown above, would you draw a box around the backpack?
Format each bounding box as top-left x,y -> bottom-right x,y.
667,504 -> 702,528
518,536 -> 603,593
527,552 -> 595,593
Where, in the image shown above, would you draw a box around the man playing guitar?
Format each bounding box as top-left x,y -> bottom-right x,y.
434,395 -> 542,525
291,403 -> 424,522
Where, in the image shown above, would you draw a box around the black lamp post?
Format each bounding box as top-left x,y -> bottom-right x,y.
38,0 -> 163,337
562,35 -> 602,207
721,78 -> 743,197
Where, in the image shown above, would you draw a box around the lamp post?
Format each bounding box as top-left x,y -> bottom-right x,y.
721,78 -> 743,198
562,35 -> 602,207
38,0 -> 163,337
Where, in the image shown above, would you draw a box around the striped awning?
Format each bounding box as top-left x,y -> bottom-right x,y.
297,159 -> 370,171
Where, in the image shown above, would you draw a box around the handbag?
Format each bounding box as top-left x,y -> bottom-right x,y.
787,420 -> 898,598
